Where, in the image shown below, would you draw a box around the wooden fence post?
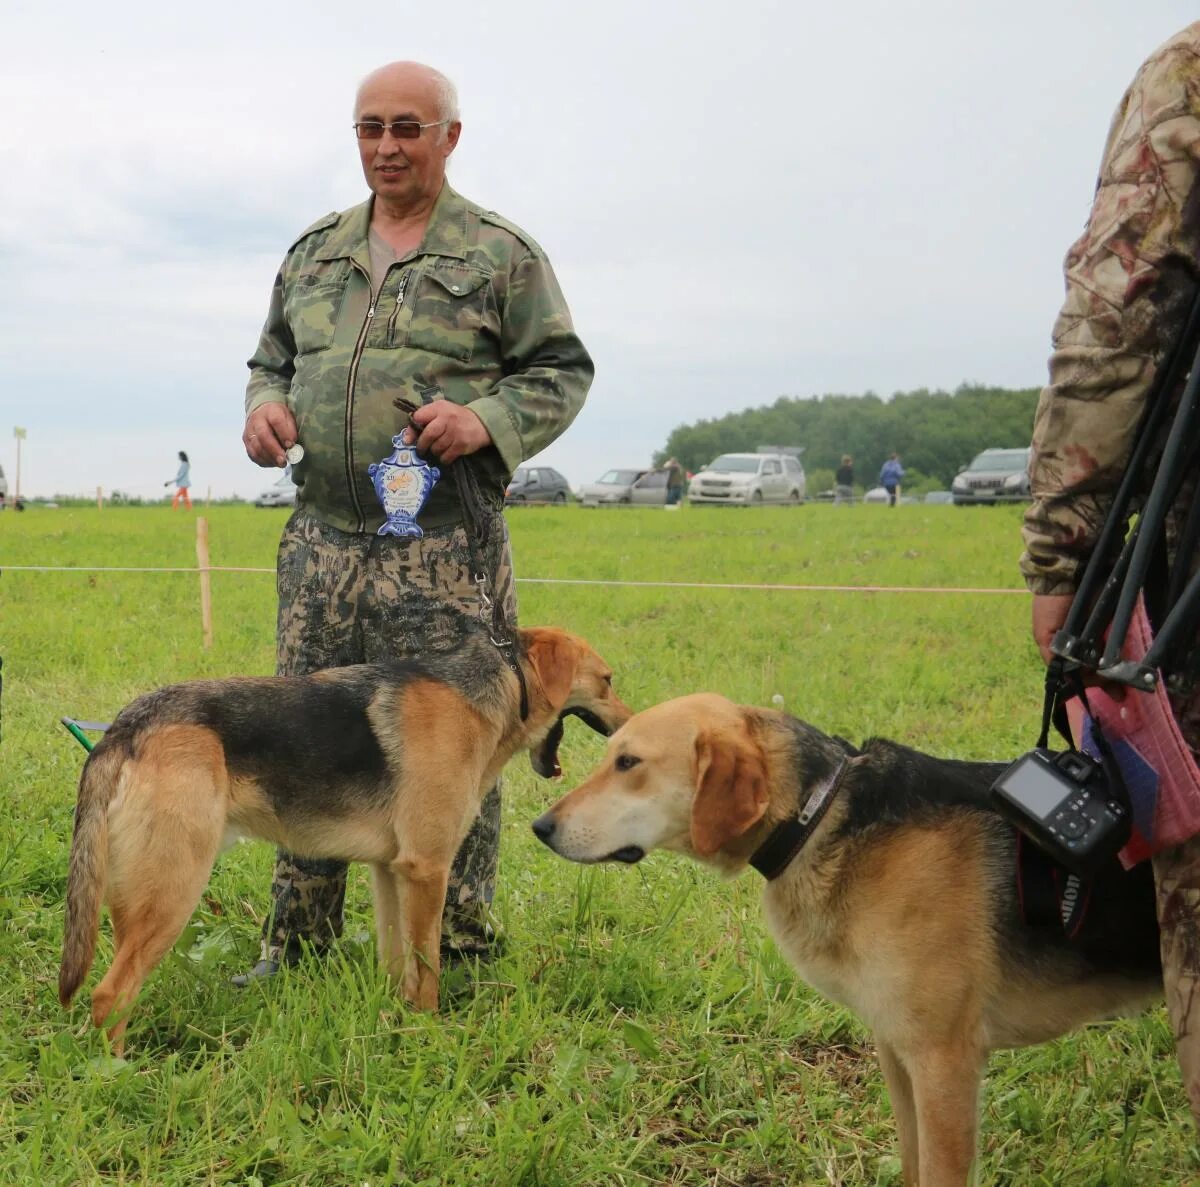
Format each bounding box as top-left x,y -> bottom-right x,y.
196,517 -> 213,649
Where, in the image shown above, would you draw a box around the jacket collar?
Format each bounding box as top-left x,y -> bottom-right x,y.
314,183 -> 472,264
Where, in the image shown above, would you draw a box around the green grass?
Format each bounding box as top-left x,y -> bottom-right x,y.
1,502 -> 1194,1184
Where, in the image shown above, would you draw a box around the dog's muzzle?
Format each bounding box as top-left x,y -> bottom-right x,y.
531,707 -> 617,779
530,812 -> 645,864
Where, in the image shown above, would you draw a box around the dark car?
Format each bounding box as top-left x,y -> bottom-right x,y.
951,447 -> 1032,505
505,465 -> 572,504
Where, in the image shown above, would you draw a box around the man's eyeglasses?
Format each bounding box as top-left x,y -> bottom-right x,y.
353,120 -> 449,141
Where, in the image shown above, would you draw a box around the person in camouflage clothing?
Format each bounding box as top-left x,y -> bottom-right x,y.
238,61 -> 593,983
1020,21 -> 1200,1124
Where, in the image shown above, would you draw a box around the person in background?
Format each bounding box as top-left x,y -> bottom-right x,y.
834,454 -> 854,505
879,452 -> 903,506
1020,20 -> 1200,1127
664,457 -> 685,506
165,451 -> 191,509
238,60 -> 593,984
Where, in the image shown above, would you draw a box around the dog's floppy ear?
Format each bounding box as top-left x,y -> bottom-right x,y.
691,724 -> 769,857
524,628 -> 577,709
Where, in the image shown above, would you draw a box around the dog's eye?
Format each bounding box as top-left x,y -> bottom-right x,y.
615,753 -> 640,772
602,673 -> 613,686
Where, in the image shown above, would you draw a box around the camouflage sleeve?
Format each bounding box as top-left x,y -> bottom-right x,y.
1020,29 -> 1200,595
245,266 -> 296,416
467,249 -> 594,472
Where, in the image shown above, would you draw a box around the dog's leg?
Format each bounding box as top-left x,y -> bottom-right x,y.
906,1040 -> 985,1187
91,844 -> 218,1054
876,1039 -> 920,1186
385,856 -> 451,1010
369,862 -> 404,978
89,738 -> 226,1054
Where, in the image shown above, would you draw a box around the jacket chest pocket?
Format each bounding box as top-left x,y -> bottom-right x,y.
285,268 -> 349,355
404,266 -> 491,362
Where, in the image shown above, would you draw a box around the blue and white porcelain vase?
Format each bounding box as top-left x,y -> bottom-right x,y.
367,435 -> 440,538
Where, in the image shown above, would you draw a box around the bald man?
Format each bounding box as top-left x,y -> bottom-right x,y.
239,62 -> 593,983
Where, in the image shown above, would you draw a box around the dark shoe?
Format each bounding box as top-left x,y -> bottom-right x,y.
231,959 -> 281,988
231,947 -> 305,987
440,934 -> 507,966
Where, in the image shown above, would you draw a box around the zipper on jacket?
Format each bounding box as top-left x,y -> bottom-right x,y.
386,268 -> 411,348
344,259 -> 377,532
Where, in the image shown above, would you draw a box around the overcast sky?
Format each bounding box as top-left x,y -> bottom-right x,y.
1,2 -> 1195,500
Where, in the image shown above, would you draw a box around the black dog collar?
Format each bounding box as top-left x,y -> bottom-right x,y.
749,756 -> 850,880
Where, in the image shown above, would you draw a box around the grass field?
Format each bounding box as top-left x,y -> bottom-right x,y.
1,502 -> 1195,1185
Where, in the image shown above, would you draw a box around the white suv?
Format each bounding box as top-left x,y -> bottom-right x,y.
688,453 -> 806,505
0,464 -> 7,499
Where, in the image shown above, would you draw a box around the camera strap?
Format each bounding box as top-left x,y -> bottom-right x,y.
1038,661 -> 1129,801
1017,832 -> 1093,938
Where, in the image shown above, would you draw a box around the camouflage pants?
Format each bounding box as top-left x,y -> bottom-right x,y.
262,508 -> 518,964
1154,837 -> 1200,1123
1155,687 -> 1200,1126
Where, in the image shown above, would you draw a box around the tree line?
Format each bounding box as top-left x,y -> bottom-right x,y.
655,383 -> 1040,491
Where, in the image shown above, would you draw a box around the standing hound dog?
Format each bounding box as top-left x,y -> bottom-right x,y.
60,626 -> 631,1052
533,693 -> 1160,1187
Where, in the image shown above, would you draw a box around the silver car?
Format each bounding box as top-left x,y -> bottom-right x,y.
951,447 -> 1032,505
255,474 -> 298,508
579,468 -> 649,506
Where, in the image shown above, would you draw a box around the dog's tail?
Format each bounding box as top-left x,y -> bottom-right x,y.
59,737 -> 126,1006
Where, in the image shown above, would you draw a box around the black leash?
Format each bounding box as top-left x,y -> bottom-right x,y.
395,393 -> 529,721
449,458 -> 529,721
749,756 -> 850,880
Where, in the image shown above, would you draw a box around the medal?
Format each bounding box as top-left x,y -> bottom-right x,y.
286,443 -> 305,466
367,434 -> 440,538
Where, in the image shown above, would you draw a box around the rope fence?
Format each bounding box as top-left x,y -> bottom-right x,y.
6,565 -> 1026,596
4,519 -> 1029,647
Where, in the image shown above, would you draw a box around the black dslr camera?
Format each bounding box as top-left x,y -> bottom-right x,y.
990,747 -> 1130,875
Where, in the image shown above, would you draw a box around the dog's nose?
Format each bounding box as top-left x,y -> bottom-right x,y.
531,813 -> 556,844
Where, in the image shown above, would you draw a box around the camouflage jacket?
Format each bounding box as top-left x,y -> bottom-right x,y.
1020,22 -> 1200,596
245,184 -> 593,533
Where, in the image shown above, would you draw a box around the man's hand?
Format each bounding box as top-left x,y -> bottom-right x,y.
1032,594 -> 1075,665
403,402 -> 492,464
243,403 -> 298,468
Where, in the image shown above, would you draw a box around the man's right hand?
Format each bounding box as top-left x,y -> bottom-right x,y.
243,403 -> 297,468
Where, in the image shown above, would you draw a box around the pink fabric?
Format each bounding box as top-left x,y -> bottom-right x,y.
1066,595 -> 1200,866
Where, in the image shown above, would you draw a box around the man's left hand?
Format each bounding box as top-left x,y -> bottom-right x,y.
1032,593 -> 1076,666
404,402 -> 492,464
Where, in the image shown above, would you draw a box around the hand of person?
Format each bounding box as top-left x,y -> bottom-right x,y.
1032,591 -> 1128,700
243,402 -> 298,468
1031,593 -> 1076,665
403,401 -> 492,465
